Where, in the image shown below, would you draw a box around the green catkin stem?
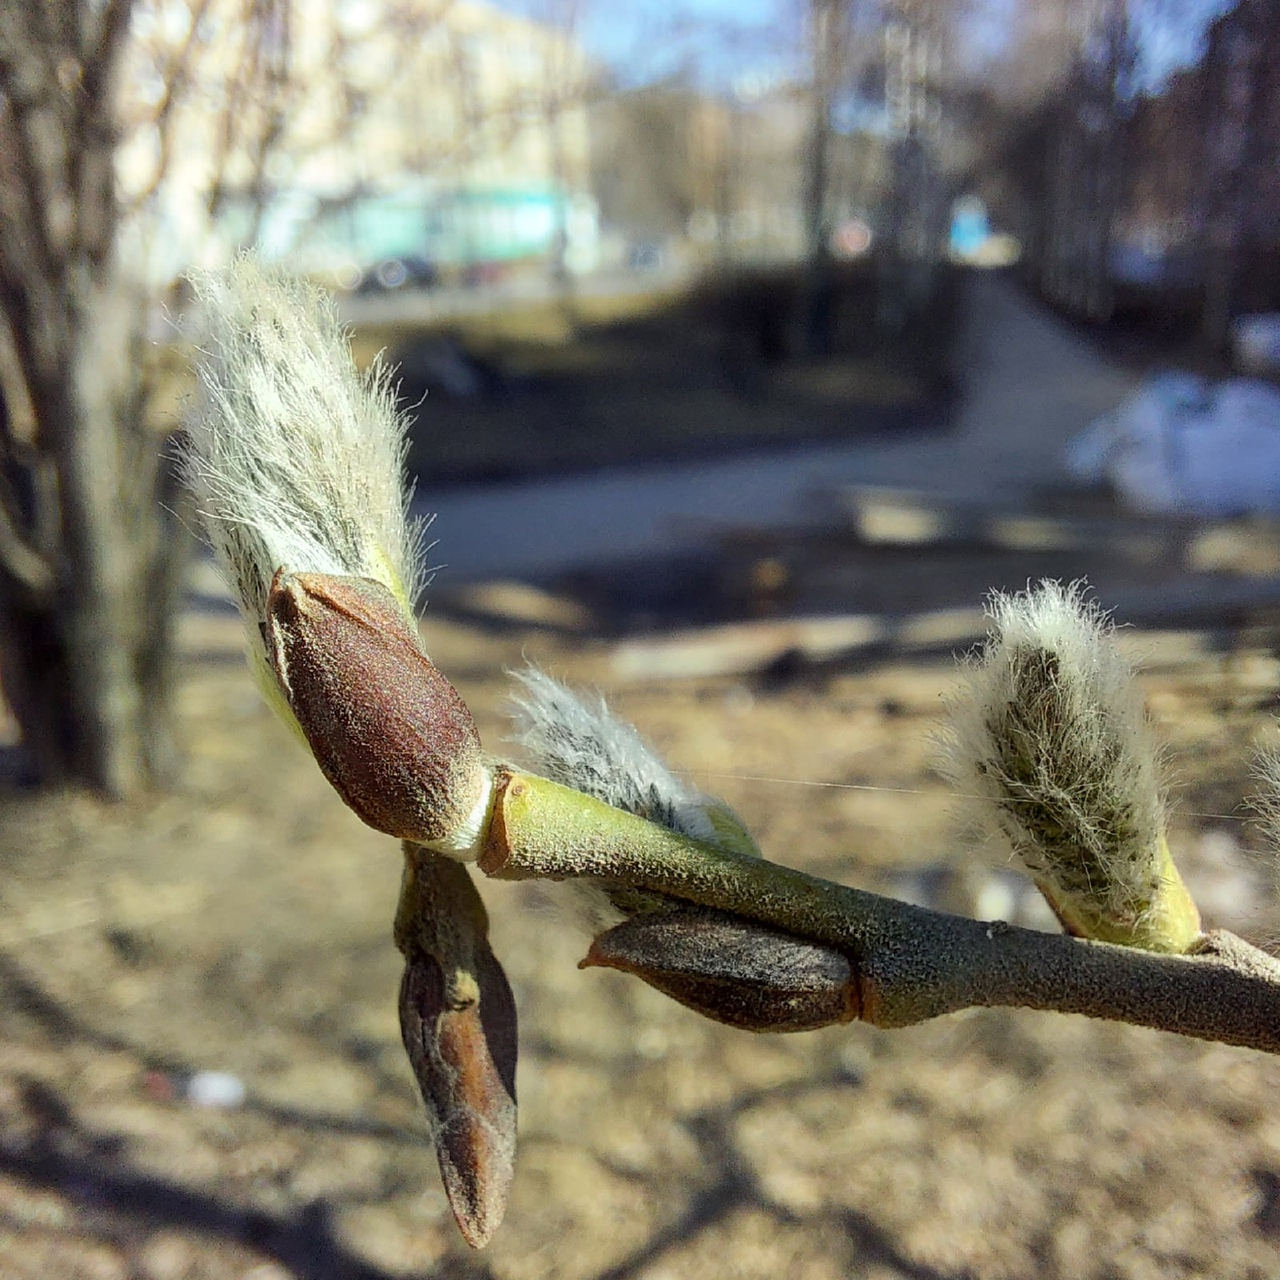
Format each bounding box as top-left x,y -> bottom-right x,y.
481,770 -> 1280,1053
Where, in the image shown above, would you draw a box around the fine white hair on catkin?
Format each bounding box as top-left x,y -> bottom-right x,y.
509,667 -> 720,844
182,255 -> 425,640
509,666 -> 764,933
937,580 -> 1167,924
1250,749 -> 1280,855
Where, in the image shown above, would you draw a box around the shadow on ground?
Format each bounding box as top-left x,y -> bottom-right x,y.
388,259 -> 962,487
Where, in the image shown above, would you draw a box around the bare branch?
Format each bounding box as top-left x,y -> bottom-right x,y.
0,370 -> 56,596
0,8 -> 73,280
480,768 -> 1280,1055
118,0 -> 214,211
68,0 -> 136,265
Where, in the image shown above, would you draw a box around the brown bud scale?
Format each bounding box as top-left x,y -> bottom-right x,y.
266,570 -> 485,844
396,849 -> 518,1248
400,945 -> 518,1247
583,908 -> 860,1033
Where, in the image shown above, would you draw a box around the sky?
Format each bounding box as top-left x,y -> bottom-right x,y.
1136,0 -> 1235,89
496,0 -> 1238,96
495,0 -> 797,88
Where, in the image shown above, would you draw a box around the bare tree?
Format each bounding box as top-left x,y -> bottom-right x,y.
0,0 -> 179,794
0,0 -> 612,795
802,0 -> 847,266
1196,0 -> 1280,350
0,0 -> 299,794
1054,0 -> 1137,319
533,0 -> 586,288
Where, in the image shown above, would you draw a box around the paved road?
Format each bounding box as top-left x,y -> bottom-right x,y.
851,269 -> 1141,495
419,271 -> 1144,583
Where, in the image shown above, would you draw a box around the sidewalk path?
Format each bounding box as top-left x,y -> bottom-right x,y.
852,269 -> 1142,495
419,272 -> 1144,583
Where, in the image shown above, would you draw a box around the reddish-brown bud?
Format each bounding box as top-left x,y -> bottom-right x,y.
396,850 -> 517,1249
400,945 -> 518,1247
266,570 -> 486,846
583,908 -> 860,1033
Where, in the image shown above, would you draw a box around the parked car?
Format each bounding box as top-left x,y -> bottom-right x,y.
354,255 -> 438,294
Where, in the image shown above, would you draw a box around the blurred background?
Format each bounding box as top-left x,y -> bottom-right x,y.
4,0 -> 1280,1276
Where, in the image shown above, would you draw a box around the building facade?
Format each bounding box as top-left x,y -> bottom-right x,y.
120,0 -> 598,283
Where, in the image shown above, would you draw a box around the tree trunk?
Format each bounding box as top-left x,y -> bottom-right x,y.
0,268 -> 188,796
0,0 -> 189,796
802,0 -> 839,357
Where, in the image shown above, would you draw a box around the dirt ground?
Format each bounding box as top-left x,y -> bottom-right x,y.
3,586 -> 1280,1280
3,262 -> 1277,1280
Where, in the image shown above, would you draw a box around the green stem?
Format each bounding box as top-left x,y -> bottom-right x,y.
480,769 -> 1280,1053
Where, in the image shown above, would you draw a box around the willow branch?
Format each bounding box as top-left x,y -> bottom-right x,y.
479,768 -> 1280,1054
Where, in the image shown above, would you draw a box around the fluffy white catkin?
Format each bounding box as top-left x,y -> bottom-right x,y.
509,667 -> 721,843
183,255 -> 425,645
937,580 -> 1199,949
509,666 -> 765,928
1251,750 -> 1280,854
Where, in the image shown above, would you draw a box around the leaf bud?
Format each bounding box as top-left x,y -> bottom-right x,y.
266,570 -> 488,850
395,849 -> 518,1249
583,908 -> 860,1032
399,944 -> 517,1247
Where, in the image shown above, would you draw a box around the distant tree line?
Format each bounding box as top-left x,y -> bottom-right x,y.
974,0 -> 1280,344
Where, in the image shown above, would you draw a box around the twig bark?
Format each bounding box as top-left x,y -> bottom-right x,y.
480,768 -> 1280,1054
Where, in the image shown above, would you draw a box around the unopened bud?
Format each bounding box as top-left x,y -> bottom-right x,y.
583,908 -> 860,1032
940,582 -> 1202,953
266,570 -> 488,849
400,946 -> 517,1247
396,848 -> 518,1249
